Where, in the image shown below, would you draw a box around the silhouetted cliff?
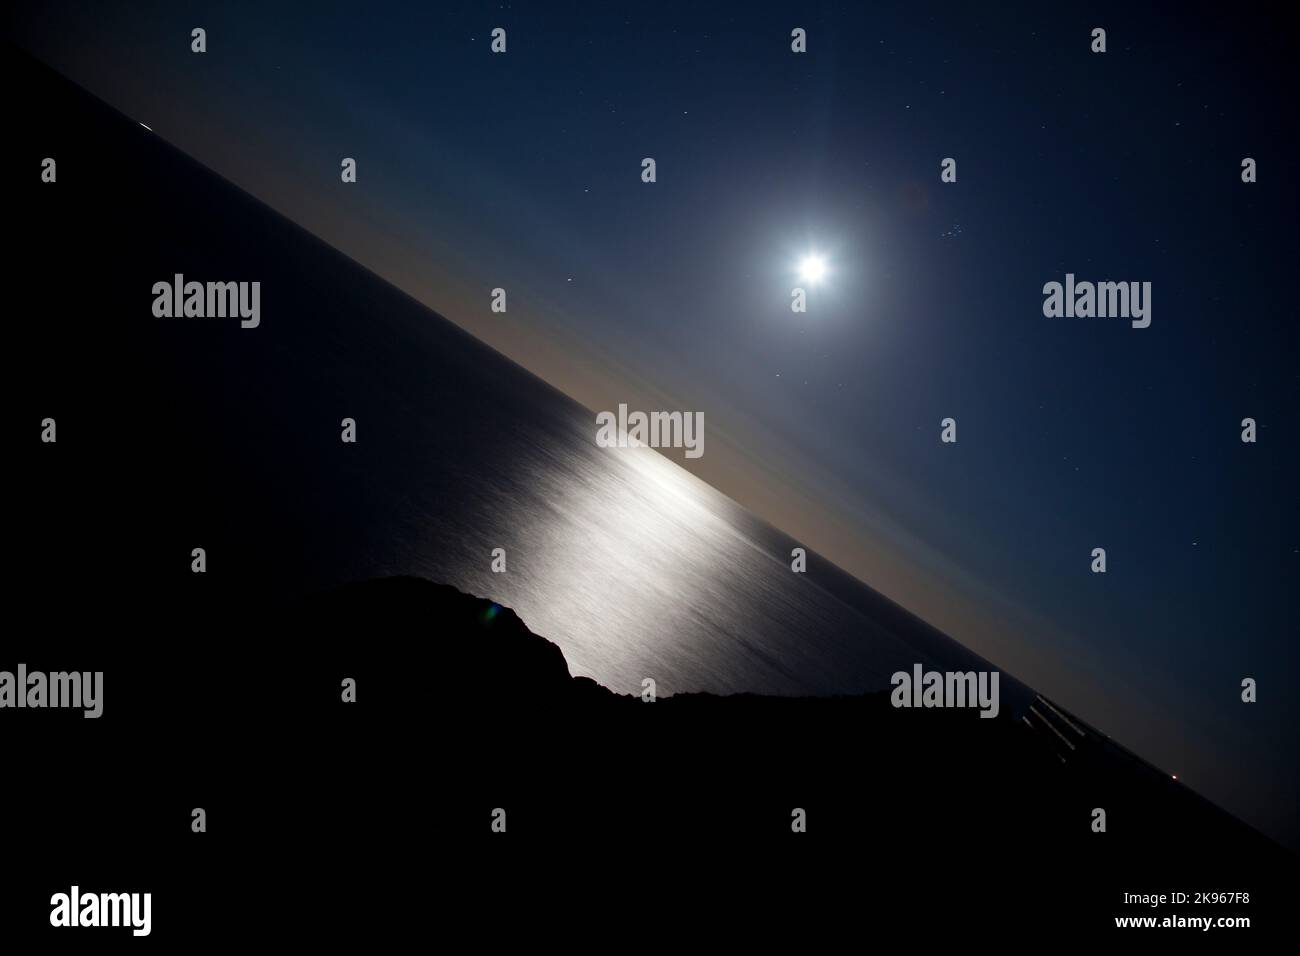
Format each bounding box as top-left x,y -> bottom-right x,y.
298,576 -> 1293,886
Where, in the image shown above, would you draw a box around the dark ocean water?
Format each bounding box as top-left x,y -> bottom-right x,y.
217,296 -> 1024,702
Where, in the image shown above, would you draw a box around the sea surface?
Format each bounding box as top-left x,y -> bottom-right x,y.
142,252 -> 1017,702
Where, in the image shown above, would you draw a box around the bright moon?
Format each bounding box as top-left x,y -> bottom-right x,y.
798,254 -> 827,284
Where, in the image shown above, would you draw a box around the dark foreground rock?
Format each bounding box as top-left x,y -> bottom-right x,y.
298,577 -> 1291,872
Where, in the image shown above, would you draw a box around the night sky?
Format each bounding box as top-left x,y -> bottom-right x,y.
9,2 -> 1297,845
